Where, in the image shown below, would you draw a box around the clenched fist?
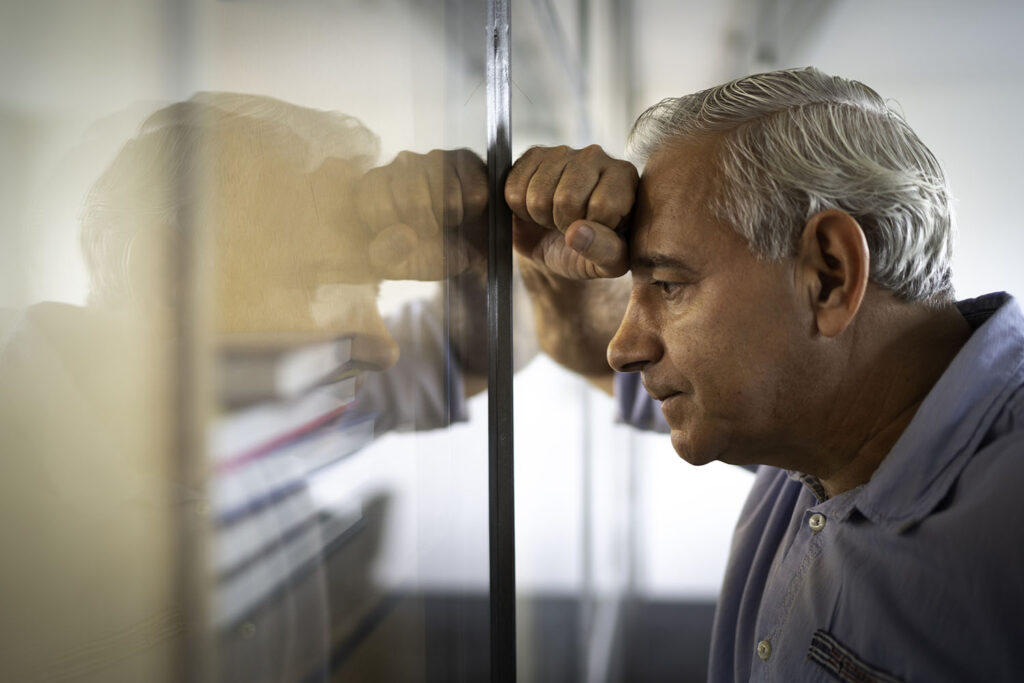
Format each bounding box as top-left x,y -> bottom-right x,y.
505,145 -> 638,279
354,148 -> 489,281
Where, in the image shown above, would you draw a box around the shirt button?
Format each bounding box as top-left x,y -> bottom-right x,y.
809,512 -> 826,533
757,638 -> 772,660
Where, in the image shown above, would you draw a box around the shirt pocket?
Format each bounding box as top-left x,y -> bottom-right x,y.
806,629 -> 902,683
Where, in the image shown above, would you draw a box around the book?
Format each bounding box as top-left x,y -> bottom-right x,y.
209,377 -> 373,574
209,333 -> 388,664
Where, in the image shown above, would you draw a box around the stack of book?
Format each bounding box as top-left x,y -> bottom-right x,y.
207,333 -> 388,681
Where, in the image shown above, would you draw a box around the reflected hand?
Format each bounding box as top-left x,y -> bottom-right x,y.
505,145 -> 637,279
354,149 -> 488,281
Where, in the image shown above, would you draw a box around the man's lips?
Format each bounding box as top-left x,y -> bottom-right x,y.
642,378 -> 682,402
651,391 -> 682,402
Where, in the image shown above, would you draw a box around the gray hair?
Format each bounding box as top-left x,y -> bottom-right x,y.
626,67 -> 955,302
81,93 -> 379,307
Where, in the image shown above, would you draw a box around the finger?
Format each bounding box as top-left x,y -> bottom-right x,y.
586,163 -> 639,230
552,156 -> 601,233
565,220 -> 629,278
392,158 -> 438,237
524,148 -> 570,229
356,168 -> 402,230
505,147 -> 546,219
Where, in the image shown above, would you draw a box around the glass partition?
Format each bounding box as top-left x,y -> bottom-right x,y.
508,2 -> 627,681
1,0 -> 496,680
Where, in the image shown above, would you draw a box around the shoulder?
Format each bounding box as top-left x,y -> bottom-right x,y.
942,292 -> 1024,504
960,415 -> 1024,506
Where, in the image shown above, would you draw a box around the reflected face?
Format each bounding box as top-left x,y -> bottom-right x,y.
607,139 -> 814,467
210,119 -> 397,370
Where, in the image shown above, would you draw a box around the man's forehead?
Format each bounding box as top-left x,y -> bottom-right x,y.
627,204 -> 705,275
630,139 -> 732,273
640,137 -> 720,202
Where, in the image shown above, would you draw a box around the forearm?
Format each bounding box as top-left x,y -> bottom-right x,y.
518,255 -> 629,387
442,265 -> 543,397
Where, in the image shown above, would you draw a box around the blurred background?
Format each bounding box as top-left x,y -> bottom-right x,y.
2,1 -> 1021,681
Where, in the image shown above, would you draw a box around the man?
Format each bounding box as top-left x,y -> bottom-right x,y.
507,67 -> 1024,681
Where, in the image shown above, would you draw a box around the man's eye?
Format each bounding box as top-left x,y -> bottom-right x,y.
653,280 -> 683,298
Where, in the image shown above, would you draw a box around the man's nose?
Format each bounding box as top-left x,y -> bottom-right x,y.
607,297 -> 661,373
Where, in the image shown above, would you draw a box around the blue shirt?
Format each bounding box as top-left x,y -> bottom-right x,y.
616,292 -> 1024,682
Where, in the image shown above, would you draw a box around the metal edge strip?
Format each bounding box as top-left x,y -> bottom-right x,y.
485,0 -> 516,680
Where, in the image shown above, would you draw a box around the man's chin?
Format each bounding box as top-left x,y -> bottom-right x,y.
669,430 -> 718,467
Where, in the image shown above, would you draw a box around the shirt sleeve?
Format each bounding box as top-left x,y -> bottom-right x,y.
614,371 -> 669,433
356,298 -> 469,434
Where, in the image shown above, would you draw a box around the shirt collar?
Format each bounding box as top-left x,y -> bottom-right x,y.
839,293 -> 1024,531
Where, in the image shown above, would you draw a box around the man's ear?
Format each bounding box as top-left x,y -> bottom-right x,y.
797,209 -> 870,337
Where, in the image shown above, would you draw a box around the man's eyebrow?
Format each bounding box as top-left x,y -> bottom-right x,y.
631,253 -> 699,274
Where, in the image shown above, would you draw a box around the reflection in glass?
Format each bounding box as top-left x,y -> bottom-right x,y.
2,1 -> 494,680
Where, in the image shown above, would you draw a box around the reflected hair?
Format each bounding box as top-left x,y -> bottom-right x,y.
626,67 -> 955,302
81,93 -> 380,307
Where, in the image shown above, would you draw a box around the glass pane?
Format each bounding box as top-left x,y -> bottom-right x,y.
509,3 -> 750,682
2,1 -> 491,680
509,1 -> 612,681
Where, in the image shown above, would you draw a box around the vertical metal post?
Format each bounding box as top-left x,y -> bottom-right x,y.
486,0 -> 516,681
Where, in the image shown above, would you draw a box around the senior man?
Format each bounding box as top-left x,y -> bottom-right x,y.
507,67 -> 1024,681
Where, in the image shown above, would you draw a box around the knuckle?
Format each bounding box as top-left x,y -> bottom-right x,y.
592,194 -> 630,222
504,184 -> 525,207
519,146 -> 543,163
552,187 -> 582,216
525,193 -> 554,219
427,149 -> 447,168
580,144 -> 607,161
464,185 -> 489,210
462,154 -> 487,177
587,194 -> 613,218
621,161 -> 640,184
402,194 -> 432,219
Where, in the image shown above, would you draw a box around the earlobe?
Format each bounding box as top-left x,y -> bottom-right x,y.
798,210 -> 870,338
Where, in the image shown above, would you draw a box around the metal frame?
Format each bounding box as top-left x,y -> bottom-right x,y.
486,0 -> 517,680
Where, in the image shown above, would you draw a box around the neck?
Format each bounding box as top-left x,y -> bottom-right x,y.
814,297 -> 971,498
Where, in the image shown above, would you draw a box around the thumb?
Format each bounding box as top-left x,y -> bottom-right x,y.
566,220 -> 628,278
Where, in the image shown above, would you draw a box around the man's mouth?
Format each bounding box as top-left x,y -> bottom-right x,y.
642,379 -> 680,402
